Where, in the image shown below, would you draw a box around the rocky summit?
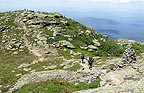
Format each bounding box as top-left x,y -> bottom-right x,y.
0,10 -> 144,93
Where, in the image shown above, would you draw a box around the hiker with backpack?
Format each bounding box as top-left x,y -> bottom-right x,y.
88,57 -> 94,69
81,53 -> 85,63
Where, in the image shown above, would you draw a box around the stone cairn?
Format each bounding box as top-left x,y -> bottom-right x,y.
122,43 -> 137,64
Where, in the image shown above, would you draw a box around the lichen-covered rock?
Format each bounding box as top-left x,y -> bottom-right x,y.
52,27 -> 63,36
92,39 -> 101,46
88,45 -> 97,50
54,40 -> 75,49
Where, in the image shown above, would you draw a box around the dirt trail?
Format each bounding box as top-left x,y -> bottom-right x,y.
80,59 -> 91,72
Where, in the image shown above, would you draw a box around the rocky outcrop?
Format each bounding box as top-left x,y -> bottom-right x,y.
52,27 -> 64,36
92,39 -> 101,46
53,40 -> 75,49
88,45 -> 98,50
8,70 -> 100,92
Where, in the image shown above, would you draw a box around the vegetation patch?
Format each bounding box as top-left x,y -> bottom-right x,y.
29,59 -> 64,71
65,63 -> 81,71
14,79 -> 100,93
0,48 -> 37,92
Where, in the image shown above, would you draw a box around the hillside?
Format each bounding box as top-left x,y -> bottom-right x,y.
0,10 -> 144,93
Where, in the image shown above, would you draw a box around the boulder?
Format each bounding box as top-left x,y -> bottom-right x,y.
22,19 -> 28,22
48,20 -> 59,25
53,12 -> 64,18
80,45 -> 88,50
35,12 -> 48,18
55,40 -> 75,49
37,41 -> 44,45
37,36 -> 47,41
88,45 -> 98,50
28,20 -> 50,27
63,35 -> 73,41
92,39 -> 101,46
13,51 -> 18,55
70,50 -> 78,56
85,30 -> 91,35
138,62 -> 144,73
52,27 -> 63,36
27,14 -> 36,19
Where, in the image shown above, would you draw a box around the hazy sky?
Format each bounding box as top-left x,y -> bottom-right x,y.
0,0 -> 143,23
0,0 -> 143,12
0,0 -> 144,41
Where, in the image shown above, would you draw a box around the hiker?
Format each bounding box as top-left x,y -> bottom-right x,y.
81,53 -> 85,63
88,57 -> 94,69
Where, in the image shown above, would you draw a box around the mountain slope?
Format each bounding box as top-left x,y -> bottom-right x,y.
0,10 -> 144,93
0,10 -> 124,58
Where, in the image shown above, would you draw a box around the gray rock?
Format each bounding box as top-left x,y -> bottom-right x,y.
37,36 -> 47,41
43,66 -> 57,70
138,63 -> 144,73
88,45 -> 97,50
63,35 -> 73,41
80,46 -> 88,50
85,30 -> 91,35
70,50 -> 79,56
28,20 -> 50,27
54,40 -> 75,49
35,12 -> 48,18
0,85 -> 3,88
92,39 -> 101,46
22,19 -> 28,22
52,27 -> 64,36
13,51 -> 18,55
37,41 -> 44,45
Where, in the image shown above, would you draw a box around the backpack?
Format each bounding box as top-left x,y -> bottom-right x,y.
88,57 -> 94,63
81,54 -> 85,59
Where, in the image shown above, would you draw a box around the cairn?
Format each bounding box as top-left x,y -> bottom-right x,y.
122,43 -> 137,64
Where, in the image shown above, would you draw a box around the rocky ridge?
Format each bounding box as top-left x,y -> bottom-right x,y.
0,10 -> 125,58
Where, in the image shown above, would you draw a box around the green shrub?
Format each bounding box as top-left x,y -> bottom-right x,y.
89,79 -> 100,88
14,79 -> 101,93
66,63 -> 81,71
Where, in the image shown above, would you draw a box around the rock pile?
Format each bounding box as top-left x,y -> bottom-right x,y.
122,43 -> 137,63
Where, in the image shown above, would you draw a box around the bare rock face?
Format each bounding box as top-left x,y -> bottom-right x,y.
122,43 -> 137,64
